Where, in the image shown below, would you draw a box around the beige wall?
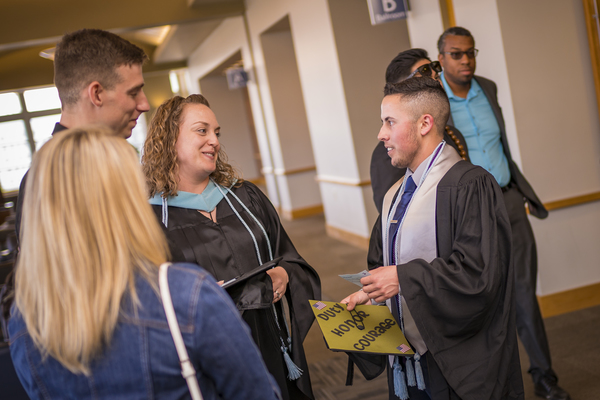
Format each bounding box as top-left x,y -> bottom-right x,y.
328,0 -> 411,181
143,72 -> 173,119
186,16 -> 281,204
451,0 -> 600,295
260,25 -> 315,172
260,21 -> 322,213
497,0 -> 600,201
496,0 -> 600,294
246,0 -> 373,232
405,0 -> 444,57
199,75 -> 261,180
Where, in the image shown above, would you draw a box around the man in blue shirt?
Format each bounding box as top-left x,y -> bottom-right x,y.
437,26 -> 569,400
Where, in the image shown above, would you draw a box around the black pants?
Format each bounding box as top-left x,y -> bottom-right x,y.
503,186 -> 555,383
387,352 -> 461,400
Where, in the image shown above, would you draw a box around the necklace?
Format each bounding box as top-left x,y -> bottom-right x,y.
445,125 -> 467,160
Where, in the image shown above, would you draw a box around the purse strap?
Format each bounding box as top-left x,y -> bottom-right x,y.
159,263 -> 203,400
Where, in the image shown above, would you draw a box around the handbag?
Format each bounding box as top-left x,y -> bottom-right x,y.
159,263 -> 203,400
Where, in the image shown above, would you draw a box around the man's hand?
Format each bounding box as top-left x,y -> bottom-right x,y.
340,289 -> 370,311
360,265 -> 399,303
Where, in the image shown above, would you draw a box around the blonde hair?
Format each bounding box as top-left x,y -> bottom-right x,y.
15,126 -> 170,375
142,94 -> 242,198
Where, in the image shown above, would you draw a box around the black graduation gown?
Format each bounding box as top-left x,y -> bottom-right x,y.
152,182 -> 321,400
365,161 -> 524,400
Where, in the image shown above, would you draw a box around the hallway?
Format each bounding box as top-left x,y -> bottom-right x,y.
282,214 -> 600,399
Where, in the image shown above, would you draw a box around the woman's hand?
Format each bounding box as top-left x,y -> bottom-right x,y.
267,266 -> 289,303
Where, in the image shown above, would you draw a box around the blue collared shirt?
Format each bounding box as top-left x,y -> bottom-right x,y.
440,72 -> 511,187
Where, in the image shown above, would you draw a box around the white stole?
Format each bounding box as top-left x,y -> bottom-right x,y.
382,144 -> 461,356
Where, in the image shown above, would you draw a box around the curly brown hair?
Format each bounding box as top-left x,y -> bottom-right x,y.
142,94 -> 242,198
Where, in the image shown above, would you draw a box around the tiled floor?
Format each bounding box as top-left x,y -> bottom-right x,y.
282,214 -> 600,400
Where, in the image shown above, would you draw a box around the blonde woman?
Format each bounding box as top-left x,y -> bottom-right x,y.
142,95 -> 320,400
9,127 -> 281,399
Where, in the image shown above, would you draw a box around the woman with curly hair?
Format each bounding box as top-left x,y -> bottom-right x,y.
142,94 -> 321,400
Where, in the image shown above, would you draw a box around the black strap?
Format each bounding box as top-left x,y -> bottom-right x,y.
346,356 -> 354,386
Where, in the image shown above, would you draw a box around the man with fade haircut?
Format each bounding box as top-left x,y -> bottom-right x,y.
370,48 -> 470,213
343,77 -> 523,400
14,28 -> 151,241
437,26 -> 569,400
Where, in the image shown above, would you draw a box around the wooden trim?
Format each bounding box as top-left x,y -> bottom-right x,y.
273,166 -> 316,176
582,0 -> 600,122
280,204 -> 323,220
2,190 -> 18,198
438,0 -> 456,30
538,281 -> 600,318
445,0 -> 456,27
0,107 -> 61,123
544,191 -> 600,211
325,224 -> 369,250
316,176 -> 371,187
246,176 -> 266,186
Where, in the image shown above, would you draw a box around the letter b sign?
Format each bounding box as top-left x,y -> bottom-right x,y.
382,0 -> 397,12
367,0 -> 407,25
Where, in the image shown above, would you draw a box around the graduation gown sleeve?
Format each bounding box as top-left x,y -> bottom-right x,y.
242,183 -> 321,335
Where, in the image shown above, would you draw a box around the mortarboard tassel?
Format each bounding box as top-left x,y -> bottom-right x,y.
393,356 -> 409,400
281,345 -> 303,380
414,353 -> 425,390
405,356 -> 416,387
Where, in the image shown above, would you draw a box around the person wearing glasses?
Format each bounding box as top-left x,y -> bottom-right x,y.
370,48 -> 470,213
438,27 -> 569,400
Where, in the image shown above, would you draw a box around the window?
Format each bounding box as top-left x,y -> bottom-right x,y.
0,120 -> 31,192
0,85 -> 149,193
0,87 -> 61,192
0,93 -> 22,117
23,87 -> 61,112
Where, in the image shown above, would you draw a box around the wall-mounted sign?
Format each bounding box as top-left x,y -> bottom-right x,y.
226,67 -> 249,90
367,0 -> 408,26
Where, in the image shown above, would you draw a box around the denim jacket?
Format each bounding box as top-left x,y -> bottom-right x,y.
9,263 -> 281,400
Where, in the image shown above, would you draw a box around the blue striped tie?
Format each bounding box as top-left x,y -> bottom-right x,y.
387,175 -> 419,398
388,175 -> 417,261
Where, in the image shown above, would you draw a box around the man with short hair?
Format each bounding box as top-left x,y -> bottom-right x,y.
437,26 -> 569,400
343,78 -> 523,400
370,48 -> 469,212
15,28 -> 150,239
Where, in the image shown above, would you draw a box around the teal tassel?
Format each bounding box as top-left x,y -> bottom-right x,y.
282,346 -> 303,380
405,357 -> 416,387
393,356 -> 409,400
414,353 -> 425,390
